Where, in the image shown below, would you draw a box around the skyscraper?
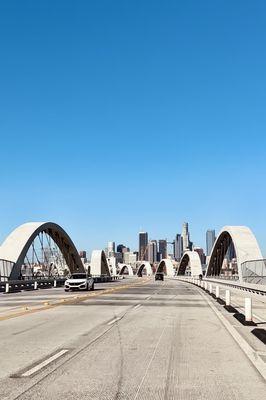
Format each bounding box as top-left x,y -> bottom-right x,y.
159,239 -> 167,259
139,232 -> 148,261
194,247 -> 206,264
173,234 -> 183,261
148,240 -> 158,264
206,230 -> 216,256
107,241 -> 115,257
117,244 -> 126,253
181,222 -> 190,251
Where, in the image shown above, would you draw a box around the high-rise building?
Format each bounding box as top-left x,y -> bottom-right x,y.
139,232 -> 148,261
79,251 -> 87,259
159,239 -> 167,259
117,244 -> 126,253
206,230 -> 216,256
181,222 -> 190,251
148,240 -> 158,264
107,241 -> 115,257
173,234 -> 183,261
194,247 -> 206,264
123,251 -> 137,266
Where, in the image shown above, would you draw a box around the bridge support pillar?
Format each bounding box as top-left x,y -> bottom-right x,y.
5,282 -> 9,293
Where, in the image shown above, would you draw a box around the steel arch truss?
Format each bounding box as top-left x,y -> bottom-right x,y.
178,251 -> 203,277
206,226 -> 263,282
0,222 -> 84,280
136,262 -> 153,277
119,264 -> 134,276
156,259 -> 174,276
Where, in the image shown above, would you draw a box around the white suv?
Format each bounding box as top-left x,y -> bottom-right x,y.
64,273 -> 94,292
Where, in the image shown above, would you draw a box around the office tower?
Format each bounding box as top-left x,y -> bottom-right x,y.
79,251 -> 87,259
206,229 -> 216,256
107,242 -> 115,257
123,252 -> 137,265
181,222 -> 190,251
159,239 -> 167,259
194,247 -> 206,264
139,232 -> 148,261
117,244 -> 126,253
173,234 -> 183,261
148,240 -> 158,264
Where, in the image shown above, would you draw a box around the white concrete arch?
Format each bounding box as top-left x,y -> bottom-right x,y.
90,250 -> 111,277
119,264 -> 134,276
156,259 -> 175,277
206,226 -> 263,282
0,222 -> 84,280
136,262 -> 153,277
178,251 -> 203,277
107,256 -> 117,276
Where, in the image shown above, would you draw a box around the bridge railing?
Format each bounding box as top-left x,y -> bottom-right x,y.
0,259 -> 15,282
241,259 -> 266,285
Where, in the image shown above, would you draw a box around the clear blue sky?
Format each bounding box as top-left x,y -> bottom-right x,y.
0,0 -> 266,255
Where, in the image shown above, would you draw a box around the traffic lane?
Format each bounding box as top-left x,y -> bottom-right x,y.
7,280 -> 266,400
0,278 -> 140,314
0,280 -> 151,381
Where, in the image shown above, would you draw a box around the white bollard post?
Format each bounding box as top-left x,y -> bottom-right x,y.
225,290 -> 230,306
54,279 -> 57,288
245,298 -> 252,322
5,282 -> 9,293
201,281 -> 204,288
209,283 -> 212,294
215,285 -> 220,299
34,281 -> 38,290
204,281 -> 208,291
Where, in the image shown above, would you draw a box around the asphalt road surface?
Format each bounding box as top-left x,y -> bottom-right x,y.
0,278 -> 265,399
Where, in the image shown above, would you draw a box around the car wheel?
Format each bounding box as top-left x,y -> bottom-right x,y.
64,289 -> 69,292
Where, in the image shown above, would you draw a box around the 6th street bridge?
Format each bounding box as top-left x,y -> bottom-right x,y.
0,276 -> 265,399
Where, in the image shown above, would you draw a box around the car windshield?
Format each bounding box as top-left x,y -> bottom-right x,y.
69,274 -> 87,279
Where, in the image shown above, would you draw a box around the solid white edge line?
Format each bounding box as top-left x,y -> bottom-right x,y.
21,349 -> 69,377
198,290 -> 266,380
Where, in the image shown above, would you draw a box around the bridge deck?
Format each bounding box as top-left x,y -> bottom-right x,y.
0,278 -> 265,399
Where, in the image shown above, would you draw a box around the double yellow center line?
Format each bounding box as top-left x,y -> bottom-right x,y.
0,278 -> 151,322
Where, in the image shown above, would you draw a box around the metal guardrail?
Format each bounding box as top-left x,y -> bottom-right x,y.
0,259 -> 15,282
241,259 -> 266,285
208,275 -> 239,281
190,277 -> 266,296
